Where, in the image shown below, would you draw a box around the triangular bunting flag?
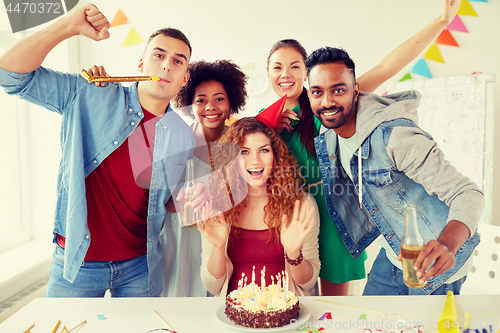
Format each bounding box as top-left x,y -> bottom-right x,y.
457,0 -> 479,16
399,72 -> 412,82
110,9 -> 130,28
447,15 -> 469,33
122,27 -> 144,47
436,29 -> 459,47
410,59 -> 433,78
424,44 -> 445,63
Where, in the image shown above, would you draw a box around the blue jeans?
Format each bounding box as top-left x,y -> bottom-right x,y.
46,244 -> 152,297
363,248 -> 466,296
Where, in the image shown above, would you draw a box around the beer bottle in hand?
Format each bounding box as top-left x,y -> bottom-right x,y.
401,204 -> 425,288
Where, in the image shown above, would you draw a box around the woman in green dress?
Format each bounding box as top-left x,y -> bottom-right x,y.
265,0 -> 461,295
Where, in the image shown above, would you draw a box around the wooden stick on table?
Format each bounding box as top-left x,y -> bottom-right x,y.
67,320 -> 87,333
51,320 -> 61,333
152,309 -> 176,332
23,323 -> 34,333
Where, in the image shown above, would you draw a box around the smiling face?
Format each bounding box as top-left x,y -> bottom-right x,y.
137,35 -> 190,104
191,80 -> 230,133
308,62 -> 359,138
238,132 -> 274,191
268,47 -> 307,106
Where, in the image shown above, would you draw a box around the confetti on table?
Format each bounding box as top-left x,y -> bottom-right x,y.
318,313 -> 328,321
97,314 -> 106,320
359,313 -> 367,320
297,328 -> 323,332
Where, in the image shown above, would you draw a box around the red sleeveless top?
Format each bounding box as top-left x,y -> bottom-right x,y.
227,227 -> 286,294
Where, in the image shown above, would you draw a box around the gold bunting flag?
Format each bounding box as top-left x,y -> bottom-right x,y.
122,27 -> 144,47
424,44 -> 445,64
457,0 -> 479,16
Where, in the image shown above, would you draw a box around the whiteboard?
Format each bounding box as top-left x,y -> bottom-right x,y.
386,73 -> 495,225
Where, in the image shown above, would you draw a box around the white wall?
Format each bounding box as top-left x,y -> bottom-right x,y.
5,0 -> 500,231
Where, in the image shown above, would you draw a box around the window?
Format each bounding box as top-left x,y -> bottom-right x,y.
0,37 -> 30,254
0,87 -> 26,253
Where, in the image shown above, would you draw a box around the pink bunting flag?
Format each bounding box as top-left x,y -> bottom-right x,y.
447,15 -> 469,33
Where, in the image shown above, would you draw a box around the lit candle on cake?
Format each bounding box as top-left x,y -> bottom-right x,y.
251,266 -> 256,301
261,266 -> 266,289
237,279 -> 242,300
282,274 -> 286,298
277,273 -> 281,291
284,271 -> 289,303
269,288 -> 273,310
240,273 -> 245,296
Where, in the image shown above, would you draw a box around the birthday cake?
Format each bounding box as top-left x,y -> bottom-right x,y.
225,283 -> 299,328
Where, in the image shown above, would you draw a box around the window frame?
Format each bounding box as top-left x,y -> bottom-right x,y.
0,32 -> 33,255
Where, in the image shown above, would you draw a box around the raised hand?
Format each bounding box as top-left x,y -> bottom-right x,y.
198,201 -> 229,249
280,199 -> 315,259
67,4 -> 110,41
440,0 -> 461,25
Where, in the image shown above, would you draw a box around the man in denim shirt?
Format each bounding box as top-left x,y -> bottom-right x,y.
0,4 -> 205,297
305,47 -> 484,295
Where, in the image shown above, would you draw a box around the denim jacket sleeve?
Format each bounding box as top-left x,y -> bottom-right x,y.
387,124 -> 484,235
0,66 -> 90,115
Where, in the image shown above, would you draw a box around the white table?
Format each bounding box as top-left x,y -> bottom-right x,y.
1,295 -> 499,332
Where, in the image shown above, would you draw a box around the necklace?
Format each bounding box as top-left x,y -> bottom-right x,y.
245,194 -> 266,209
242,193 -> 267,226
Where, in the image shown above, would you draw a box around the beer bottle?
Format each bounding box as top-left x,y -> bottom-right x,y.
401,204 -> 425,287
181,159 -> 198,227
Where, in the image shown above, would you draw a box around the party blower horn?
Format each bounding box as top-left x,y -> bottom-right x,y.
255,94 -> 287,130
437,290 -> 458,333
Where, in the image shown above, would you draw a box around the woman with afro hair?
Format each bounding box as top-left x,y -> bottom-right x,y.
161,60 -> 249,297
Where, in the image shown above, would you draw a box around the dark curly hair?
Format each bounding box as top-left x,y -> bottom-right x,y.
174,60 -> 248,115
210,117 -> 305,241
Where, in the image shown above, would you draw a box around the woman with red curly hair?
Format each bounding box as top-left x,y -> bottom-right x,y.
199,117 -> 320,296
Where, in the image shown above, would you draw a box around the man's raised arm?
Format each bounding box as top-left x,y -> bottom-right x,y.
0,3 -> 110,73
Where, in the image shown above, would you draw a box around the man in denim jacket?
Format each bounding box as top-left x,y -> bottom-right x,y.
0,4 -> 205,297
306,47 -> 484,295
